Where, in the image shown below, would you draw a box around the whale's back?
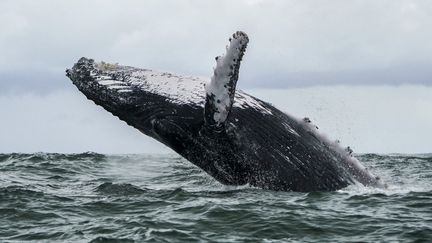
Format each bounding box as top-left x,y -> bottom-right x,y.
225,97 -> 353,191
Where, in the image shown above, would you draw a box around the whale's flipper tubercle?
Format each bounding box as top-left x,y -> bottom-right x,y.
204,31 -> 249,130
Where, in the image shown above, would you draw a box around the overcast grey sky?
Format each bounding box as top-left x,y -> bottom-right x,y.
1,0 -> 432,93
0,0 -> 431,154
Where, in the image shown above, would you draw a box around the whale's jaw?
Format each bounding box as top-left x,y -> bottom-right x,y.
66,58 -> 143,109
66,57 -> 197,139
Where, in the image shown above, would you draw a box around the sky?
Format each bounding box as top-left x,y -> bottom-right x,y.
0,0 -> 431,154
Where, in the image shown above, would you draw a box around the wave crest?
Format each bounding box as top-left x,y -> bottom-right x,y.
95,182 -> 147,195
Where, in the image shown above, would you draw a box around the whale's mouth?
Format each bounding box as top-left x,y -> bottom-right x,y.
66,57 -> 199,136
66,57 -> 206,107
66,58 -> 160,131
66,58 -> 138,103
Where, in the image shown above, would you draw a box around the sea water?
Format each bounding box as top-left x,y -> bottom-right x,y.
0,153 -> 431,242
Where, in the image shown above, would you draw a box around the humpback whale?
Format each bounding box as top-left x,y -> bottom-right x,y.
66,31 -> 386,192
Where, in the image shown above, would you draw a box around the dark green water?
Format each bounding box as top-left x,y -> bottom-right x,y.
0,153 -> 431,242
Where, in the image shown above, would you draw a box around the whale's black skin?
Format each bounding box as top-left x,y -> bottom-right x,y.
66,33 -> 385,192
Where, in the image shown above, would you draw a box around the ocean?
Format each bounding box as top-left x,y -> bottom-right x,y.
0,153 -> 431,242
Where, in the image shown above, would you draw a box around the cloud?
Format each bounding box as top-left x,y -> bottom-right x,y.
0,0 -> 431,93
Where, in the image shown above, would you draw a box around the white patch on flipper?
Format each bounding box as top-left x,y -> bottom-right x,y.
205,31 -> 249,124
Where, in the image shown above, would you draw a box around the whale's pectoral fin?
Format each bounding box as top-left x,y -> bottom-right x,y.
203,31 -> 249,130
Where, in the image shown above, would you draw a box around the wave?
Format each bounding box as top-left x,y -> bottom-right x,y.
1,152 -> 431,166
0,152 -> 106,163
1,152 -> 430,160
95,182 -> 147,195
358,153 -> 432,161
0,186 -> 44,197
0,152 -> 431,242
89,237 -> 135,243
0,185 -> 74,201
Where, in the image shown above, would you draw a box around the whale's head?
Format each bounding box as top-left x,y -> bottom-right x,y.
66,57 -> 206,148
